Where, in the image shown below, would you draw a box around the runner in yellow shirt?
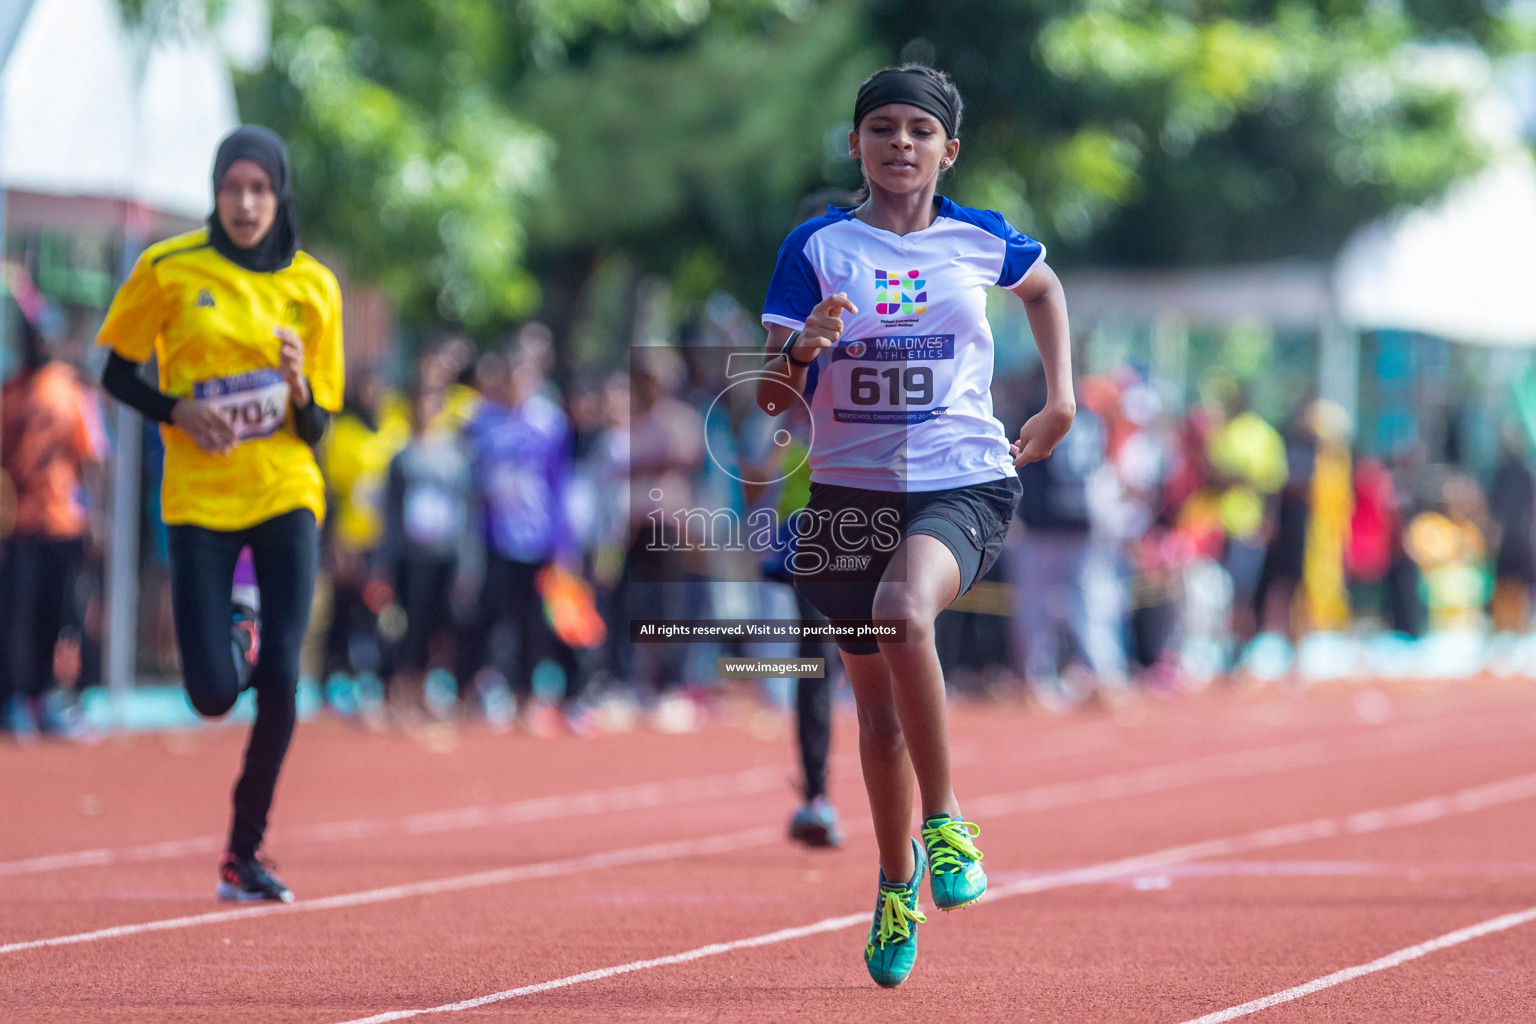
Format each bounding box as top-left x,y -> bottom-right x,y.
97,125 -> 342,903
320,367 -> 406,697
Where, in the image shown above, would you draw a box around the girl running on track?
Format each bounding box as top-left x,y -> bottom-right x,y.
756,65 -> 1074,986
98,125 -> 343,903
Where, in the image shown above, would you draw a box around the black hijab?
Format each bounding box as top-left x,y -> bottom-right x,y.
207,125 -> 301,273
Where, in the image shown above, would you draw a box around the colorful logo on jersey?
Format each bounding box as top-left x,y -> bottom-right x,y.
875,269 -> 927,316
845,339 -> 868,359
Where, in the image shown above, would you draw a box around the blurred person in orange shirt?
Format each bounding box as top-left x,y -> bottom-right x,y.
0,316 -> 107,739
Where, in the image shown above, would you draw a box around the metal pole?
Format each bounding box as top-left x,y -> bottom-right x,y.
0,0 -> 37,371
105,204 -> 148,702
105,398 -> 141,700
1319,309 -> 1359,434
0,0 -> 40,582
1151,313 -> 1189,414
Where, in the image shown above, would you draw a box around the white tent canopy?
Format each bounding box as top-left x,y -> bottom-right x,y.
1334,154 -> 1536,348
0,0 -> 239,221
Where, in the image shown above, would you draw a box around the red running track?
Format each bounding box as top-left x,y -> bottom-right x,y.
1,677 -> 1534,1022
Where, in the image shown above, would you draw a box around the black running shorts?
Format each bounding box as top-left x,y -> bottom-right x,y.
792,475 -> 1022,655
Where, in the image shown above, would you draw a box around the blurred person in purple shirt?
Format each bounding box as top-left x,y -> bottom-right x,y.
457,340 -> 580,732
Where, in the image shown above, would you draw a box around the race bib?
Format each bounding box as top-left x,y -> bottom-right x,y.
193,368 -> 290,442
829,334 -> 954,424
403,483 -> 463,546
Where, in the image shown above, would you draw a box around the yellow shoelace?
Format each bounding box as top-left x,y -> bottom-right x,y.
871,887 -> 927,950
923,819 -> 983,874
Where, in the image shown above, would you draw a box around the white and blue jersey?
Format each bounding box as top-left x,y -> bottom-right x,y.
762,197 -> 1045,493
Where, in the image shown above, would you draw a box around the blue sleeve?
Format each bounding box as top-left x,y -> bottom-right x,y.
762,225 -> 824,330
549,422 -> 579,566
945,204 -> 1047,288
994,215 -> 1046,289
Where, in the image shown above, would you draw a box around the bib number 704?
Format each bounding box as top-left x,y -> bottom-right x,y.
219,396 -> 284,429
849,365 -> 933,406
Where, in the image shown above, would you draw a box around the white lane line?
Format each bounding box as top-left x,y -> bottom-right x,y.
0,836 -> 228,876
963,715 -> 1466,820
0,711 -> 1488,879
0,827 -> 782,955
335,913 -> 874,1024
988,859 -> 1536,883
0,718 -> 1495,955
1176,905 -> 1536,1024
0,761 -> 803,878
0,716 -> 1106,878
326,769 -> 1536,1023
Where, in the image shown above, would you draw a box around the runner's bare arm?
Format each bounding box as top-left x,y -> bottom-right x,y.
755,293 -> 858,415
275,326 -> 328,444
1009,262 -> 1075,466
275,327 -> 310,407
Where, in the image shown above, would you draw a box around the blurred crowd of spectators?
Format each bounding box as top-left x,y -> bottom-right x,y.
994,362 -> 1536,707
5,308 -> 1536,741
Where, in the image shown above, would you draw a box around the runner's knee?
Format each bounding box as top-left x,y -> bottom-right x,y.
187,680 -> 239,718
870,585 -> 934,645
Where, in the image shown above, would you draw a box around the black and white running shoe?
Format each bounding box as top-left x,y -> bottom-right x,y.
217,852 -> 294,903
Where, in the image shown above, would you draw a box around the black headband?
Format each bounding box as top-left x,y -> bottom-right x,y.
854,69 -> 958,139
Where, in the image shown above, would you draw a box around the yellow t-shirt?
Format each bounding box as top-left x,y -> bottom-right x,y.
322,403 -> 408,553
439,382 -> 483,433
97,228 -> 344,530
374,383 -> 479,440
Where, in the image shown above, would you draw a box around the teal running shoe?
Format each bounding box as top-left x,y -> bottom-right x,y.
788,798 -> 843,848
922,813 -> 986,910
864,837 -> 927,988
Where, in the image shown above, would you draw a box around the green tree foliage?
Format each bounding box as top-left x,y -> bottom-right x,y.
215,0 -> 796,329
126,0 -> 1519,337
512,1 -> 877,313
869,0 -> 1508,265
519,0 -> 1511,324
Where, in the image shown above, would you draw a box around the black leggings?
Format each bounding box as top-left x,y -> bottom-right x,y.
167,508 -> 318,860
458,553 -> 580,705
324,570 -> 378,677
0,535 -> 84,701
792,586 -> 833,802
